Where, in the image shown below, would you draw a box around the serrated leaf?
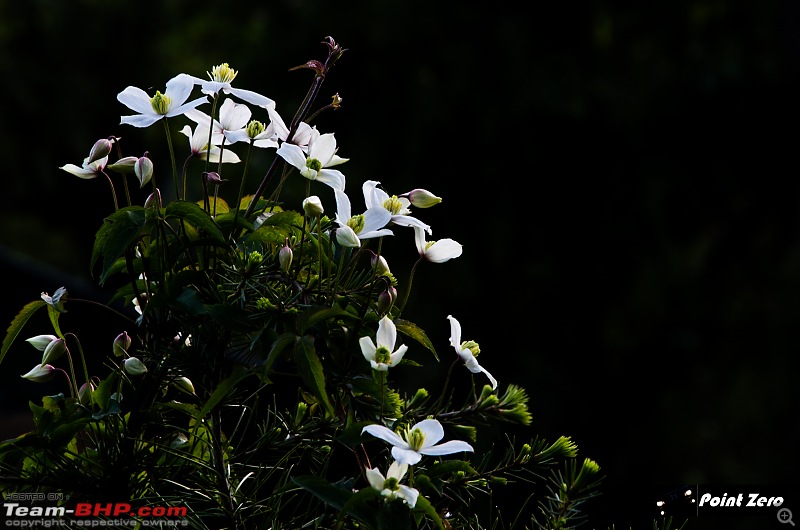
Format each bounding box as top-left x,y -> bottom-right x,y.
395,318 -> 438,361
1,299 -> 46,366
294,335 -> 334,418
91,206 -> 147,283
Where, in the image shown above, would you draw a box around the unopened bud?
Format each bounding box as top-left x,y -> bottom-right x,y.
376,286 -> 397,316
331,93 -> 342,108
26,334 -> 58,352
21,364 -> 56,383
370,252 -> 391,276
41,338 -> 66,365
303,195 -> 324,217
403,188 -> 442,208
335,226 -> 360,248
123,357 -> 148,376
173,376 -> 195,395
279,239 -> 293,273
107,156 -> 138,173
78,380 -> 96,406
204,171 -> 223,184
113,331 -> 131,358
87,138 -> 113,164
144,188 -> 163,209
134,155 -> 153,188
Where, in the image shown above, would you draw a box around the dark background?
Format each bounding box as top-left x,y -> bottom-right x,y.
2,1 -> 799,529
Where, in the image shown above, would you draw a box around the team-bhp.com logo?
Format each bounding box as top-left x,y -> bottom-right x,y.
3,494 -> 189,527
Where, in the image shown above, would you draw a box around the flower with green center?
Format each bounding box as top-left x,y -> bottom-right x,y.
179,107 -> 242,164
365,461 -> 419,507
189,63 -> 276,108
117,73 -> 208,128
362,418 -> 474,465
363,180 -> 432,234
333,189 -> 392,248
413,226 -> 463,263
359,316 -> 407,371
447,315 -> 497,390
277,128 -> 348,191
226,105 -> 287,149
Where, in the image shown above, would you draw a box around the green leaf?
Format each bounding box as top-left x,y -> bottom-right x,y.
165,201 -> 225,245
294,335 -> 335,418
378,500 -> 414,530
395,318 -> 438,361
1,299 -> 46,366
91,206 -> 147,283
297,304 -> 356,334
262,332 -> 296,376
412,495 -> 445,530
425,460 -> 478,479
292,476 -> 378,527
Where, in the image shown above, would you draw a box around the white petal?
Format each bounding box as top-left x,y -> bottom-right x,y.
167,96 -> 210,118
227,87 -> 275,108
425,239 -> 463,263
388,345 -> 408,367
397,485 -> 419,508
60,164 -> 97,179
359,336 -> 377,361
117,86 -> 154,114
413,419 -> 444,447
391,447 -> 422,466
120,113 -> 161,128
224,129 -> 251,144
362,180 -> 381,209
363,424 -> 407,448
480,366 -> 498,390
447,315 -> 462,348
365,468 -> 386,491
164,73 -> 196,106
276,143 -> 307,171
334,189 -> 352,222
310,133 -> 337,165
218,98 -> 252,130
387,461 -> 408,480
413,226 -> 427,255
316,169 -> 346,191
420,440 -> 474,457
376,316 -> 397,351
390,215 -> 432,235
361,207 -> 392,234
336,226 -> 361,248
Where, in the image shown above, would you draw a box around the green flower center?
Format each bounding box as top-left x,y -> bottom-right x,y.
347,214 -> 365,235
209,63 -> 237,84
406,427 -> 425,451
306,158 -> 323,172
461,340 -> 481,357
247,120 -> 266,138
150,91 -> 172,115
374,346 -> 391,365
384,477 -> 400,491
382,196 -> 403,215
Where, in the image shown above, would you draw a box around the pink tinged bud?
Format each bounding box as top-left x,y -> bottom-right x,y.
78,381 -> 96,405
106,156 -> 138,173
404,188 -> 442,208
21,364 -> 56,383
41,338 -> 66,365
113,331 -> 131,357
87,138 -> 113,164
279,240 -> 293,273
144,188 -> 163,209
204,171 -> 223,184
371,253 -> 391,276
123,357 -> 148,376
26,334 -> 58,351
376,286 -> 397,316
134,155 -> 154,188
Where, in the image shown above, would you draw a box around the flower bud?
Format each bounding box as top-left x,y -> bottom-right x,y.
26,334 -> 58,352
279,239 -> 293,273
107,156 -> 138,173
376,286 -> 397,316
21,364 -> 56,383
172,376 -> 195,395
144,188 -> 163,209
204,171 -> 222,184
403,188 -> 442,208
113,331 -> 131,358
41,338 -> 66,365
370,252 -> 391,276
134,155 -> 154,188
335,226 -> 360,248
123,357 -> 148,376
87,138 -> 113,164
246,120 -> 266,139
78,380 -> 96,406
303,195 -> 324,217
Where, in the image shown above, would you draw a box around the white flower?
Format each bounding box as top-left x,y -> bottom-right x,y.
189,63 -> 275,108
447,315 -> 497,390
60,155 -> 109,180
365,461 -> 419,508
117,73 -> 208,128
334,189 -> 392,248
362,418 -> 474,466
363,180 -> 432,234
180,120 -> 241,164
413,226 -> 462,263
276,129 -> 348,191
359,316 -> 408,371
225,105 -> 287,149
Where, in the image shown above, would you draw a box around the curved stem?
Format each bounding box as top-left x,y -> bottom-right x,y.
395,257 -> 423,319
162,118 -> 178,201
100,170 -> 119,211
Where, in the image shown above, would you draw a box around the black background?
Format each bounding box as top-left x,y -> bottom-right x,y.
2,2 -> 799,528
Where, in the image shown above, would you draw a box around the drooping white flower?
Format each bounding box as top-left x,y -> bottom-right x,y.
447,315 -> 497,390
363,180 -> 432,234
333,189 -> 392,248
117,73 -> 208,128
359,316 -> 407,371
362,418 -> 474,466
60,155 -> 109,180
365,461 -> 419,507
413,226 -> 462,263
276,129 -> 348,191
